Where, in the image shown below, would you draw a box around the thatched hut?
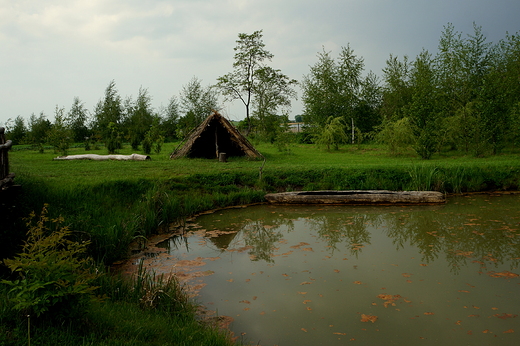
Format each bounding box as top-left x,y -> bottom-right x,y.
169,112 -> 262,160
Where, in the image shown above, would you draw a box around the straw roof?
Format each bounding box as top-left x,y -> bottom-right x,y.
169,112 -> 262,159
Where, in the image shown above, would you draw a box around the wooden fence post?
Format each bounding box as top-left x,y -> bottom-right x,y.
0,127 -> 15,190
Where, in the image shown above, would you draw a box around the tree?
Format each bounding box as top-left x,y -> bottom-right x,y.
407,50 -> 439,159
47,106 -> 73,155
93,80 -> 123,144
251,66 -> 297,141
302,45 -> 378,142
27,112 -> 52,151
177,77 -> 219,138
161,95 -> 181,141
216,30 -> 274,133
125,87 -> 154,150
142,116 -> 164,154
6,115 -> 27,144
315,116 -> 349,150
67,97 -> 90,143
375,117 -> 415,154
381,54 -> 412,121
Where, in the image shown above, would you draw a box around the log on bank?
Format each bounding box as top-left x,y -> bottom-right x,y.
265,190 -> 446,205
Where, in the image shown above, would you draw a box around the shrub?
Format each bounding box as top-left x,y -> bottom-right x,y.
2,205 -> 101,319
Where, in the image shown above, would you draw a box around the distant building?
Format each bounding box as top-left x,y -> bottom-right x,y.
288,122 -> 303,133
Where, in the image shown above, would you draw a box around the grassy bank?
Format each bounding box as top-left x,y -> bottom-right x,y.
2,142 -> 520,345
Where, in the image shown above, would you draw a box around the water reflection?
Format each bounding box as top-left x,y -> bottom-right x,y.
145,194 -> 520,345
195,200 -> 520,273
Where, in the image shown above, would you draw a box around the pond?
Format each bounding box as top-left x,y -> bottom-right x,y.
130,194 -> 520,345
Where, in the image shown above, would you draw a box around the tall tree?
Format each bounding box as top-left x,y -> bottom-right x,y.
47,106 -> 73,156
177,77 -> 219,138
161,95 -> 181,141
251,66 -> 297,141
27,112 -> 52,149
6,116 -> 27,144
302,45 -> 376,139
125,87 -> 154,150
93,80 -> 123,143
67,97 -> 90,143
407,50 -> 439,159
380,54 -> 412,121
216,30 -> 274,133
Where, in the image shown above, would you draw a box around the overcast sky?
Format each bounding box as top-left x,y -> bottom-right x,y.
1,0 -> 519,127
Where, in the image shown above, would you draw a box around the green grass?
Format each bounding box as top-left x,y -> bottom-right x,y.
2,141 -> 520,346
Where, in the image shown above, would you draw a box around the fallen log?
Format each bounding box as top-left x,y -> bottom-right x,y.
265,190 -> 446,205
54,154 -> 151,161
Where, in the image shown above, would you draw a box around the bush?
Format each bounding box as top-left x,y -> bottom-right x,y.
2,205 -> 101,319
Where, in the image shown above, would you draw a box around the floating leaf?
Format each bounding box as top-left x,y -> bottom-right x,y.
487,271 -> 519,278
303,300 -> 312,304
402,273 -> 412,277
503,329 -> 514,333
300,281 -> 312,285
377,294 -> 393,300
301,328 -> 308,332
424,312 -> 434,315
360,314 -> 378,323
458,290 -> 470,293
291,242 -> 310,249
354,281 -> 362,285
494,313 -> 518,319
333,332 -> 346,335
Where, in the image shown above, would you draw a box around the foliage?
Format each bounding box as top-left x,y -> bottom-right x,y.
5,115 -> 27,145
92,80 -> 123,144
177,77 -> 220,138
67,97 -> 90,143
251,66 -> 298,140
142,117 -> 164,154
47,106 -> 73,156
124,87 -> 155,150
160,95 -> 181,141
217,30 -> 282,133
375,117 -> 415,154
314,116 -> 349,150
26,112 -> 52,150
2,205 -> 100,318
406,50 -> 439,159
301,45 -> 380,137
105,122 -> 122,154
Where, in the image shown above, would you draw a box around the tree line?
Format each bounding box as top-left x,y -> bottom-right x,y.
5,24 -> 520,158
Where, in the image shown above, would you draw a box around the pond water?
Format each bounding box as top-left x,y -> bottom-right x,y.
135,194 -> 520,345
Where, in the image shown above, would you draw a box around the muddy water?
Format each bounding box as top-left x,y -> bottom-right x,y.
135,194 -> 520,345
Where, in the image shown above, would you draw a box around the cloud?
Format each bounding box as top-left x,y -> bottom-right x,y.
1,0 -> 519,124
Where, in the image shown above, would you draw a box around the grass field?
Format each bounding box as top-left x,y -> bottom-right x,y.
2,141 -> 520,345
